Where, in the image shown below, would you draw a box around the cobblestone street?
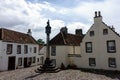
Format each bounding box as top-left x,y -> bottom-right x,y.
0,66 -> 119,80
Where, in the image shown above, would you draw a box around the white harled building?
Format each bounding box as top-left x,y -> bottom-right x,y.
0,28 -> 43,71
74,11 -> 120,71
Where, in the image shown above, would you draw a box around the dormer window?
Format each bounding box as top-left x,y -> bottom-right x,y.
90,31 -> 94,36
103,29 -> 108,35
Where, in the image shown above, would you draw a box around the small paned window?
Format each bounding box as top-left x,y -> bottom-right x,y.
51,59 -> 56,66
34,47 -> 37,53
107,40 -> 116,53
51,46 -> 56,56
89,58 -> 96,67
86,42 -> 92,53
18,57 -> 22,66
6,44 -> 13,54
24,45 -> 28,54
108,58 -> 116,68
103,29 -> 108,35
17,45 -> 21,54
90,31 -> 94,36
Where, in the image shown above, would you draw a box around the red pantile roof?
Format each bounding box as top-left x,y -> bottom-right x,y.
0,28 -> 37,44
50,32 -> 84,46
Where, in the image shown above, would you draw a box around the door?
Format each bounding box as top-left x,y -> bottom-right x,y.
8,56 -> 16,70
24,57 -> 28,68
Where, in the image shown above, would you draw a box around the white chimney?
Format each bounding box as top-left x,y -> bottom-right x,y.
27,29 -> 32,36
94,11 -> 102,24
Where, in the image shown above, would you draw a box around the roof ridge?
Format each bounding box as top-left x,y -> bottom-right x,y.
1,28 -> 37,44
1,28 -> 28,36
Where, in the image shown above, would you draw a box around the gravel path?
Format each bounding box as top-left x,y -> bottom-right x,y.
0,66 -> 119,80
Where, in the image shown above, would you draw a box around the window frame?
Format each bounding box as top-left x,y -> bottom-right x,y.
86,42 -> 92,53
51,46 -> 56,56
108,58 -> 116,68
51,59 -> 56,66
107,40 -> 116,53
103,29 -> 108,35
24,45 -> 28,54
6,44 -> 13,54
34,47 -> 37,53
90,31 -> 94,36
17,45 -> 21,54
89,58 -> 96,67
18,57 -> 22,66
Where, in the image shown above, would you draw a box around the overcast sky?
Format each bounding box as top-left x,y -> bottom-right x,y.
0,0 -> 120,42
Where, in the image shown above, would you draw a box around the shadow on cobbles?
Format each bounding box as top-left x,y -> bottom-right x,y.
25,73 -> 43,80
79,68 -> 120,79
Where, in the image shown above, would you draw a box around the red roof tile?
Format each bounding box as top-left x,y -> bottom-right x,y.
50,32 -> 83,46
0,28 -> 37,44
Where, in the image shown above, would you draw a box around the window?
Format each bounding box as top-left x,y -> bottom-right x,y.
24,45 -> 28,54
17,45 -> 21,54
51,59 -> 56,66
32,57 -> 36,63
90,31 -> 94,36
89,58 -> 96,67
86,42 -> 92,53
6,44 -> 13,54
51,46 -> 56,56
37,58 -> 39,62
34,47 -> 37,53
103,29 -> 108,35
107,40 -> 116,53
28,57 -> 32,66
108,58 -> 116,68
18,57 -> 22,66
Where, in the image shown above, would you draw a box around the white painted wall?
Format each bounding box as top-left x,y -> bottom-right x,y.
50,45 -> 81,68
75,16 -> 120,71
0,41 -> 40,71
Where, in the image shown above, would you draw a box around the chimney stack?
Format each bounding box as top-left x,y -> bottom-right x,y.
75,29 -> 83,36
27,29 -> 32,36
94,11 -> 102,24
60,26 -> 68,34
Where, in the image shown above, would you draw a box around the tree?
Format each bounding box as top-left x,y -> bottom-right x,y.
37,39 -> 45,45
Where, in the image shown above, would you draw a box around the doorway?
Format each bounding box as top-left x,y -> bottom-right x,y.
8,56 -> 16,70
24,57 -> 28,68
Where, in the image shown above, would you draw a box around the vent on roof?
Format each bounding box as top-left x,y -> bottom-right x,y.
111,26 -> 115,31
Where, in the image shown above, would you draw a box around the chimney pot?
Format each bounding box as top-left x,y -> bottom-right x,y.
98,11 -> 101,17
95,11 -> 97,17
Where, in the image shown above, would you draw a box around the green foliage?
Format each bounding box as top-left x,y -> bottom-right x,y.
37,39 -> 45,45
